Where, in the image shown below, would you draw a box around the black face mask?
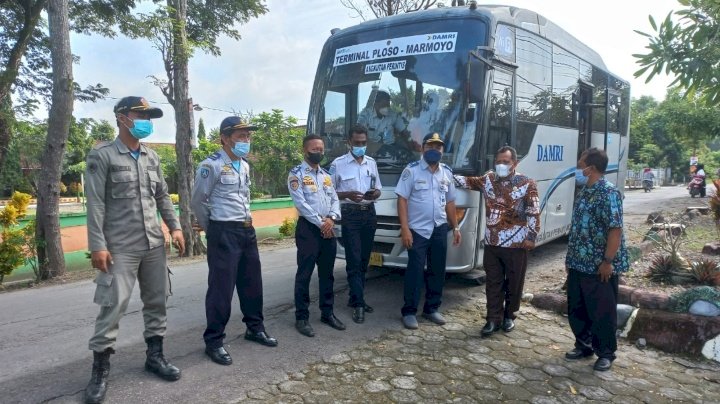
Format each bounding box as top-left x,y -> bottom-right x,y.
307,151 -> 324,165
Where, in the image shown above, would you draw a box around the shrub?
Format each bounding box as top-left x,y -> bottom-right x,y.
169,194 -> 180,204
646,254 -> 694,285
59,182 -> 68,195
689,258 -> 720,286
68,182 -> 82,195
0,192 -> 33,284
279,217 -> 297,238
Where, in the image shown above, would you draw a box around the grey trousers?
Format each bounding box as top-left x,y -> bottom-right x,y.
88,247 -> 170,352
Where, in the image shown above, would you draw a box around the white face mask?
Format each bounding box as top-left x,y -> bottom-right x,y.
378,107 -> 389,116
495,164 -> 511,177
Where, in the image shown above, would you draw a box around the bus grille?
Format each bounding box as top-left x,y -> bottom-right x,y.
376,215 -> 401,231
372,242 -> 394,254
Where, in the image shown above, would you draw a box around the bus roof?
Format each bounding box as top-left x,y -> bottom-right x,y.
330,4 -> 616,78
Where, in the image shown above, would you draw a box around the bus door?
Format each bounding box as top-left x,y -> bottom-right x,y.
484,66 -> 515,172
574,83 -> 594,159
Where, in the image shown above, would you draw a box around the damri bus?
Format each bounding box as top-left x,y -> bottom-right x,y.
306,2 -> 629,278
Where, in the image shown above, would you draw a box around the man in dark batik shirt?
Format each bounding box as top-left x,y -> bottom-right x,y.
565,147 -> 629,372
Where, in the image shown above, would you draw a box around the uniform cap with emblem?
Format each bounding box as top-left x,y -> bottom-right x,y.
220,116 -> 258,134
113,96 -> 163,119
422,132 -> 444,145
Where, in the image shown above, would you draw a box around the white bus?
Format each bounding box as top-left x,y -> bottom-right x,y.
307,3 -> 630,277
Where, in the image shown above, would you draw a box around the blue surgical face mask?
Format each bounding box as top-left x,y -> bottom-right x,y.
352,146 -> 366,157
423,149 -> 442,164
232,141 -> 250,158
129,119 -> 154,139
575,167 -> 589,186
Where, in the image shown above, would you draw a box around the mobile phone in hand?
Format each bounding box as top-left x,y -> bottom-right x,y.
363,189 -> 376,200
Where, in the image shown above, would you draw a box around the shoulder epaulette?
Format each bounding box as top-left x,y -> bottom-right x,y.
208,152 -> 221,161
364,155 -> 375,161
290,164 -> 302,174
407,161 -> 420,168
92,141 -> 111,150
441,163 -> 453,173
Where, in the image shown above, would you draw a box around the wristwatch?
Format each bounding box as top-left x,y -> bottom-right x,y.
453,227 -> 460,232
602,256 -> 614,264
327,214 -> 337,221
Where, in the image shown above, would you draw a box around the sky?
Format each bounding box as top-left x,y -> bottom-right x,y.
67,0 -> 681,143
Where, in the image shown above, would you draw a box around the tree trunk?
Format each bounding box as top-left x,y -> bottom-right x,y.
169,0 -> 204,256
36,0 -> 73,279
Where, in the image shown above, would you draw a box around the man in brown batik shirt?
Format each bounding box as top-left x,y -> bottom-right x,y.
455,146 -> 540,337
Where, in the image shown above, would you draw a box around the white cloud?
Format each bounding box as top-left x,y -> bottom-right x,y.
66,0 -> 679,143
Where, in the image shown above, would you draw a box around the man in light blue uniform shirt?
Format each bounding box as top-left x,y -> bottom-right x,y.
288,134 -> 345,337
395,133 -> 461,330
191,116 -> 277,368
330,124 -> 382,324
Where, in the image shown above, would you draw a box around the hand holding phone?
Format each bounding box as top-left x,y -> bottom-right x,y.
363,189 -> 377,200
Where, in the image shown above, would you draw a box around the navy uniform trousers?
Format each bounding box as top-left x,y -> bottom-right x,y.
295,217 -> 337,320
204,220 -> 264,349
402,224 -> 448,316
567,269 -> 619,360
340,204 -> 377,308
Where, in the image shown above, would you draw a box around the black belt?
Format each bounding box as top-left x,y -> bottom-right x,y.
341,204 -> 375,211
209,219 -> 253,228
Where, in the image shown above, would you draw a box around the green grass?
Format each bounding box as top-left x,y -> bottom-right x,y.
684,220 -> 719,251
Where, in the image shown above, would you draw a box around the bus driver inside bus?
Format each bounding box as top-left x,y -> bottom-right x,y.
357,90 -> 410,157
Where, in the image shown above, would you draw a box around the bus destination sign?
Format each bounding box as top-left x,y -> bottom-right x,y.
333,32 -> 458,67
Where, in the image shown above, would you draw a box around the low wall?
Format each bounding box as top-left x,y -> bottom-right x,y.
5,198 -> 298,282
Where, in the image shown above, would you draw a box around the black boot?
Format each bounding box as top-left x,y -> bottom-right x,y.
145,336 -> 181,381
84,348 -> 112,404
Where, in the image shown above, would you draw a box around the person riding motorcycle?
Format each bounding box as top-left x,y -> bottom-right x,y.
688,163 -> 707,197
642,168 -> 654,192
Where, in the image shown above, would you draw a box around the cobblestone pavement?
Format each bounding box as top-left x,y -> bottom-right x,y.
234,299 -> 720,403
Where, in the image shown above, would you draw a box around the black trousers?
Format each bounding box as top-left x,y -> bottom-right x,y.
294,217 -> 337,320
340,204 -> 377,308
204,221 -> 264,349
402,224 -> 448,316
567,269 -> 619,360
482,245 -> 528,322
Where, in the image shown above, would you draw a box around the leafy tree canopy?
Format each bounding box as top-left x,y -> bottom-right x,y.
634,0 -> 720,105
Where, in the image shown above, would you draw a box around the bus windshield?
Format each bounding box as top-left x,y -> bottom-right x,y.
314,21 -> 487,174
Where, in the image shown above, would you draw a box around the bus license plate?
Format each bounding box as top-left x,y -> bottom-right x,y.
369,252 -> 383,267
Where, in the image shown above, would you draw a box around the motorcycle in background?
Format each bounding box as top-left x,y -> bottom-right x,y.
688,175 -> 706,197
643,179 -> 653,192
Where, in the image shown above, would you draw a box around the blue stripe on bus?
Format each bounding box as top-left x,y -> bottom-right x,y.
539,163 -> 620,213
539,167 -> 575,212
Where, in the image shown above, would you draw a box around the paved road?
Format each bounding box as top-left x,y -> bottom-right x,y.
0,185 -> 697,403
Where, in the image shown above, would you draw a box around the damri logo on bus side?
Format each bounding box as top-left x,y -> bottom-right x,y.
333,32 -> 458,67
537,145 -> 564,162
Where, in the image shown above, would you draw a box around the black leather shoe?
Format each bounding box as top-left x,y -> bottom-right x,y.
296,320 -> 315,337
205,346 -> 232,366
565,348 -> 594,360
481,321 -> 501,337
502,318 -> 515,332
593,358 -> 613,371
352,306 -> 365,324
321,314 -> 346,330
244,330 -> 278,347
347,303 -> 374,313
